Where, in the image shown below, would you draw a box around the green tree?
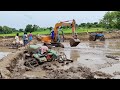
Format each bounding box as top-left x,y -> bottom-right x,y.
33,25 -> 39,31
0,26 -> 3,34
25,24 -> 33,32
100,11 -> 120,29
115,11 -> 120,29
86,22 -> 92,28
12,28 -> 17,32
2,26 -> 12,34
80,23 -> 86,27
19,29 -> 24,32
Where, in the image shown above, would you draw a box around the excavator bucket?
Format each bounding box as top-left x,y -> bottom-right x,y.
70,38 -> 80,47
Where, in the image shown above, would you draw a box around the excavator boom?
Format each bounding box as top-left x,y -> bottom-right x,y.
54,19 -> 77,42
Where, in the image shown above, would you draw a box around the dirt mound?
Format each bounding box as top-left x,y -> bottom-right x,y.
45,66 -> 94,79
0,38 -> 14,47
94,71 -> 112,78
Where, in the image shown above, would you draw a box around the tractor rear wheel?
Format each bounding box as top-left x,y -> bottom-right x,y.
89,35 -> 96,41
99,36 -> 105,41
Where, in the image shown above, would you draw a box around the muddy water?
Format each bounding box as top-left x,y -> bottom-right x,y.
50,39 -> 120,78
1,38 -> 120,79
0,52 -> 10,60
0,38 -> 17,59
0,47 -> 16,60
36,39 -> 120,71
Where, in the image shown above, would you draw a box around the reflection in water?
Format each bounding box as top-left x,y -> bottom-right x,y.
70,50 -> 80,61
89,41 -> 105,48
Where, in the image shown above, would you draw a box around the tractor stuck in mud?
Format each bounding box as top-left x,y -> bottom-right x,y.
23,45 -> 73,68
89,32 -> 105,41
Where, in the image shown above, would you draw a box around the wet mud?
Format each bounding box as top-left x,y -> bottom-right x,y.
6,58 -> 112,79
0,36 -> 120,79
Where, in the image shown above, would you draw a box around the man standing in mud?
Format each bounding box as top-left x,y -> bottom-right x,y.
15,33 -> 20,48
28,31 -> 33,42
50,29 -> 54,41
23,32 -> 28,46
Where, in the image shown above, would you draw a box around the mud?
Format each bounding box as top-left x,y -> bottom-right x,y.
0,38 -> 14,47
63,31 -> 120,41
6,58 -> 112,79
45,39 -> 120,78
0,52 -> 10,60
0,32 -> 120,79
0,38 -> 18,53
0,39 -> 119,79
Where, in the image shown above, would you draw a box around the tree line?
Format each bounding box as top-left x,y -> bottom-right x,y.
99,11 -> 120,29
0,26 -> 18,34
0,11 -> 120,34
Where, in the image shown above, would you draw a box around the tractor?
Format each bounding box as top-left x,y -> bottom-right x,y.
89,32 -> 105,41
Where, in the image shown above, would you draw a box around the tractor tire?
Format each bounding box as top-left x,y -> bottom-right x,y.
99,36 -> 105,41
89,35 -> 96,41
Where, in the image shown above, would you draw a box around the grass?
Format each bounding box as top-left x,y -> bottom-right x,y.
0,28 -> 106,37
62,27 -> 106,34
0,30 -> 51,37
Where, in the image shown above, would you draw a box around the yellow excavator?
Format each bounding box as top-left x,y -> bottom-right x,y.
37,19 -> 80,48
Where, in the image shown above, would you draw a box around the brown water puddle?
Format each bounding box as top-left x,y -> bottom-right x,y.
36,39 -> 120,72
0,47 -> 17,60
0,47 -> 17,52
55,39 -> 120,74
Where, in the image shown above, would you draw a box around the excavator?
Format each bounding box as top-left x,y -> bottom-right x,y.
37,19 -> 80,48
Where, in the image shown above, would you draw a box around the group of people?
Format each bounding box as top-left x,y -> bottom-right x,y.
15,32 -> 33,47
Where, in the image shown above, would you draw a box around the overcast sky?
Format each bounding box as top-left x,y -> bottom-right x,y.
0,11 -> 108,29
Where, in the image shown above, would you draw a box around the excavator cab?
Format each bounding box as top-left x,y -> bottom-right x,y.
50,29 -> 65,48
53,19 -> 80,47
51,29 -> 64,43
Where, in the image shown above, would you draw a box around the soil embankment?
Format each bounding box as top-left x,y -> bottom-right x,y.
0,39 -> 37,78
0,30 -> 120,42
64,31 -> 120,41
